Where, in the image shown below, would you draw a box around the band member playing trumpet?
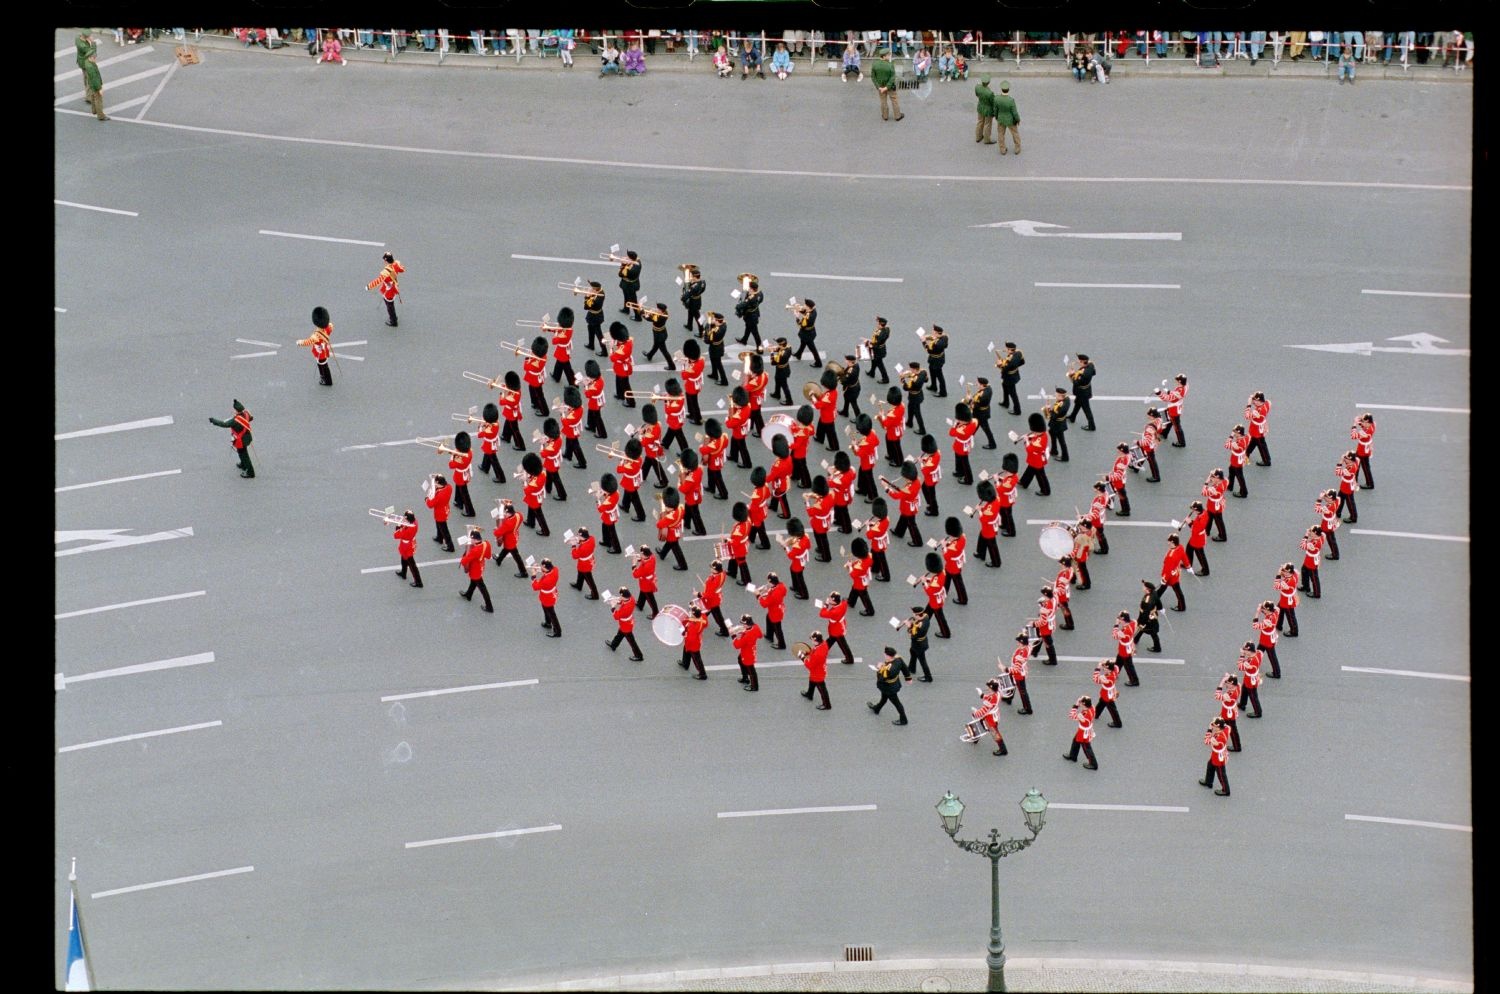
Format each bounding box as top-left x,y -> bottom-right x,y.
948,403 -> 978,485
593,474 -> 622,554
630,547 -> 659,618
1236,642 -> 1264,719
444,431 -> 477,517
1109,610 -> 1140,686
940,516 -> 968,606
1351,412 -> 1375,488
923,325 -> 949,397
703,312 -> 730,386
919,552 -> 952,640
734,278 -> 763,347
583,281 -> 608,356
1315,489 -> 1341,561
725,387 -> 754,469
568,527 -> 600,599
699,419 -> 729,500
539,420 -> 567,501
1092,659 -> 1122,728
882,462 -> 923,548
828,451 -> 856,533
520,452 -> 550,537
1064,696 -> 1098,769
1053,555 -> 1075,630
1274,563 -> 1300,638
1066,354 -> 1096,430
808,477 -> 835,562
1109,445 -> 1132,517
392,510 -> 422,587
1018,413 -> 1051,496
1158,533 -> 1190,612
637,405 -> 670,488
208,398 -> 255,478
1134,579 -> 1163,653
1181,501 -> 1209,576
1087,480 -> 1111,555
296,306 -> 333,386
559,387 -> 587,470
458,526 -> 495,613
996,342 -> 1024,416
514,335 -> 550,418
789,298 -> 820,366
1155,374 -> 1188,447
902,362 -> 929,435
971,480 -> 1002,568
677,450 -> 707,535
426,474 -> 455,552
728,503 -> 754,586
817,591 -> 854,665
679,340 -> 706,424
972,679 -> 1007,755
878,386 -> 906,467
1254,600 -> 1282,679
770,337 -> 793,405
1045,387 -> 1070,462
1005,633 -> 1033,714
854,499 -> 888,583
532,557 -> 562,637
869,647 -> 909,724
679,265 -> 705,331
852,414 -> 880,502
639,301 -> 674,369
680,605 -> 709,679
1299,526 -> 1324,599
1203,469 -> 1229,542
1138,408 -> 1164,483
845,537 -> 875,615
867,316 -> 891,384
551,307 -> 577,385
609,323 -> 636,407
732,614 -> 764,691
699,560 -> 731,636
581,361 -> 608,439
813,369 -> 840,452
1031,588 -> 1058,665
918,435 -> 942,517
367,251 -> 404,327
1200,717 -> 1230,795
660,380 -> 689,454
837,356 -> 862,419
1246,391 -> 1272,467
655,488 -> 689,571
617,250 -> 642,319
748,466 -> 774,548
799,633 -> 832,709
492,499 -> 526,576
613,438 -> 647,522
1334,450 -> 1360,523
791,407 -> 816,488
1224,425 -> 1250,498
755,571 -> 790,649
1214,675 -> 1243,753
605,587 -> 645,661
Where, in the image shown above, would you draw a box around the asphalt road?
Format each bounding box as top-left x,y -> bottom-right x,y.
54,33 -> 1471,990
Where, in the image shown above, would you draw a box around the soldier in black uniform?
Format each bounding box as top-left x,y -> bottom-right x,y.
837,356 -> 862,418
997,342 -> 1024,416
924,325 -> 949,397
770,337 -> 793,404
1067,354 -> 1096,430
583,281 -> 608,356
704,311 -> 730,386
618,250 -> 643,319
867,316 -> 892,384
641,302 -> 675,369
735,279 -> 764,346
869,646 -> 910,724
1047,387 -> 1071,462
791,299 -> 820,366
679,265 -> 705,331
906,607 -> 933,681
973,377 -> 997,448
903,362 -> 929,436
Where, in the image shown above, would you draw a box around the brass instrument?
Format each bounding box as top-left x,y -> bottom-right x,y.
625,297 -> 668,321
595,443 -> 628,460
655,492 -> 668,513
526,558 -> 547,579
603,590 -> 625,610
826,359 -> 847,378
673,263 -> 699,287
917,326 -> 940,351
1065,356 -> 1089,382
452,412 -> 481,425
733,349 -> 758,380
462,370 -> 520,396
413,436 -> 452,454
558,277 -> 592,295
586,481 -> 604,500
420,473 -> 439,498
368,506 -> 402,526
499,340 -> 543,361
899,367 -> 921,390
531,428 -> 547,445
729,273 -> 757,300
599,243 -> 628,263
728,621 -> 749,637
802,381 -> 825,402
623,389 -> 670,401
784,296 -> 810,315
514,313 -> 556,330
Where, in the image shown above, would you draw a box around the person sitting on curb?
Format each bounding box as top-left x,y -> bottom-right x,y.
937,46 -> 956,80
600,40 -> 621,75
741,37 -> 763,78
842,43 -> 861,81
912,47 -> 932,80
1071,47 -> 1088,80
1088,47 -> 1111,83
770,41 -> 793,79
319,31 -> 346,65
713,46 -> 732,77
623,41 -> 646,75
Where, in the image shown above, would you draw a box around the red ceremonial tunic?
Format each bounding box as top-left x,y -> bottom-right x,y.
1024,432 -> 1048,469
427,484 -> 452,523
758,582 -> 787,622
395,521 -> 418,558
571,535 -> 596,573
880,404 -> 905,441
478,421 -> 500,455
734,623 -> 763,665
803,640 -> 830,682
596,490 -> 621,527
866,515 -> 891,553
847,555 -> 872,590
785,533 -> 811,573
461,539 -> 491,579
920,451 -> 942,487
631,554 -> 658,593
610,338 -> 634,378
531,565 -> 559,606
448,450 -> 473,486
819,599 -> 849,637
613,593 -> 636,633
1161,546 -> 1188,584
493,512 -> 521,550
942,534 -> 966,575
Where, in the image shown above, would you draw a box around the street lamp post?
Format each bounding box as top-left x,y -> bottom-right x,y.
935,788 -> 1048,994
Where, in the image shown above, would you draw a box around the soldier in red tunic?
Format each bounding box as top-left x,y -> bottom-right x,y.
655,487 -> 688,570
296,306 -> 334,386
550,307 -> 577,385
593,474 -> 622,555
444,431 -> 476,518
732,615 -> 763,691
208,399 -> 255,478
864,498 -> 893,582
1254,600 -> 1282,679
697,560 -> 731,637
1154,373 -> 1188,447
1003,633 -> 1033,714
972,479 -> 1003,568
366,252 -> 404,326
1031,588 -> 1058,665
605,587 -> 645,660
940,516 -> 968,605
1299,527 -> 1324,599
539,419 -> 567,502
1064,695 -> 1098,769
1236,642 -> 1264,718
818,591 -> 855,665
425,474 -> 454,552
1246,391 -> 1271,467
520,452 -> 550,537
1315,489 -> 1342,561
845,537 -> 875,615
558,385 -> 589,472
491,499 -> 524,576
882,462 -> 923,548
1157,533 -> 1190,611
458,526 -> 494,613
1275,563 -> 1300,637
1018,412 -> 1051,496
1214,674 -> 1243,752
1351,412 -> 1375,488
1200,717 -> 1231,795
391,509 -> 422,587
567,526 -> 599,599
1334,450 -> 1360,524
972,678 -> 1008,755
1112,611 -> 1140,686
798,632 -> 832,709
531,557 -> 561,637
756,572 -> 789,650
1092,659 -> 1122,728
679,605 -> 710,679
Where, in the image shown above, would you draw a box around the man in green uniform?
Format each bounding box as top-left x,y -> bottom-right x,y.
974,74 -> 996,143
75,30 -> 97,105
870,49 -> 903,122
82,52 -> 108,121
994,79 -> 1020,154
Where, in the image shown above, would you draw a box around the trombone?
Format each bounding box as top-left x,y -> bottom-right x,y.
624,296 -> 668,321
413,436 -> 460,456
514,313 -> 558,330
623,389 -> 671,401
462,370 -> 518,395
452,410 -> 482,425
368,507 -> 403,527
499,340 -> 544,361
599,243 -> 629,263
596,442 -> 628,460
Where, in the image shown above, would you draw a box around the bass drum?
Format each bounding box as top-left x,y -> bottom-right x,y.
1038,523 -> 1074,560
652,604 -> 690,646
761,413 -> 795,451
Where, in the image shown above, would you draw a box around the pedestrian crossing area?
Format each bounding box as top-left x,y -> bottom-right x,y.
55,41 -> 179,119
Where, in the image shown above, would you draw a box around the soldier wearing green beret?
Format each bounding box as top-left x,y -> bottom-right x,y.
82,53 -> 107,121
974,74 -> 997,144
994,79 -> 1021,155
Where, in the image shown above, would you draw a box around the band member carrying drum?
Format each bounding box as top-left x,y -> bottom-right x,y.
971,679 -> 1008,755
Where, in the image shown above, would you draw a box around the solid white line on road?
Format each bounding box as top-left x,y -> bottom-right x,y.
705,657 -> 862,673
102,95 -> 153,115
511,253 -> 615,267
55,45 -> 74,59
1034,282 -> 1180,290
1360,289 -> 1470,298
1057,655 -> 1185,665
55,306 -> 67,313
235,338 -> 283,348
133,58 -> 178,120
338,340 -> 370,347
1025,519 -> 1176,528
768,272 -> 904,284
230,351 -> 279,360
54,45 -> 154,78
682,529 -> 788,543
91,865 -> 253,900
405,824 -> 562,849
1341,666 -> 1469,682
59,719 -> 222,754
56,590 -> 206,621
52,62 -> 171,104
60,652 -> 214,689
341,444 -> 378,451
55,415 -> 172,440
381,678 -> 540,702
1047,803 -> 1190,812
361,557 -> 461,575
1028,393 -> 1151,402
1348,529 -> 1469,543
332,352 -> 365,361
717,805 -> 877,819
1353,403 -> 1469,414
54,199 -> 139,218
55,468 -> 181,493
340,434 -> 446,452
1344,814 -> 1472,833
258,229 -> 385,247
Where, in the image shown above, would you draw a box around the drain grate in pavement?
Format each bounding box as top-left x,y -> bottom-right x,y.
843,945 -> 874,962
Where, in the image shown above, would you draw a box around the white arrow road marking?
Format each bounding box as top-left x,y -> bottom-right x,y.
1287,334 -> 1469,357
55,527 -> 193,557
972,219 -> 1181,240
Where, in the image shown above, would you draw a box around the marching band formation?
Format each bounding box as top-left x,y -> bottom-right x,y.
244,243 -> 1381,791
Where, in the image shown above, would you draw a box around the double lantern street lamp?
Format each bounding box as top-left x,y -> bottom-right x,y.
935,788 -> 1049,993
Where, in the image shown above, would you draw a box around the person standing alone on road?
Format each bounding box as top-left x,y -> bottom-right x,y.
82,51 -> 108,121
871,49 -> 903,122
974,74 -> 996,143
993,80 -> 1020,154
75,30 -> 97,104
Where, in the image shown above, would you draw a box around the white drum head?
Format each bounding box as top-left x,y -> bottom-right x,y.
1038,524 -> 1073,560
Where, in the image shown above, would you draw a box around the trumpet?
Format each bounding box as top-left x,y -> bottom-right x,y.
728,622 -> 749,637
557,278 -> 592,295
899,368 -> 922,390
531,428 -> 547,445
515,314 -> 557,330
586,481 -> 604,499
368,507 -> 403,527
917,326 -> 940,350
596,443 -> 628,460
603,590 -> 625,609
527,559 -> 547,579
785,297 -> 810,317
499,340 -> 543,361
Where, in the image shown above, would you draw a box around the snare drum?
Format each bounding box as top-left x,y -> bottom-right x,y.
1038,523 -> 1073,560
713,540 -> 732,561
996,671 -> 1017,700
652,604 -> 690,646
761,413 -> 796,451
961,717 -> 988,743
